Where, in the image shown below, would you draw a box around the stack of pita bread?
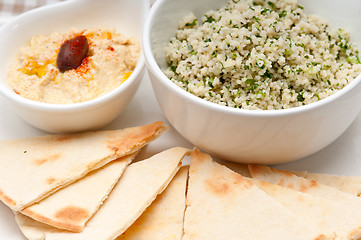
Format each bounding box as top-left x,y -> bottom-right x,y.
2,123 -> 361,239
0,121 -> 190,239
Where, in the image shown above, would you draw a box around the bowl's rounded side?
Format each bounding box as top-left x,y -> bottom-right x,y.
13,65 -> 145,133
144,0 -> 361,164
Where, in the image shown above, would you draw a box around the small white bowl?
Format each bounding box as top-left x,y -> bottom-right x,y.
0,0 -> 148,133
144,0 -> 361,164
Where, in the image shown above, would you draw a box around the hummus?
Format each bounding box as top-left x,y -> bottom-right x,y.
7,27 -> 141,104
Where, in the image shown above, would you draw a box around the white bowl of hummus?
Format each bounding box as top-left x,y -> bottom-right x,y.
0,0 -> 148,133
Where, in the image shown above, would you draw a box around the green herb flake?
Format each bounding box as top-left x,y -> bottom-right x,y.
205,15 -> 216,23
261,8 -> 271,15
245,79 -> 259,91
284,49 -> 293,57
253,16 -> 260,22
263,69 -> 273,78
347,56 -> 361,64
170,64 -> 177,73
212,51 -> 217,58
296,43 -> 305,48
185,19 -> 197,27
208,78 -> 214,88
267,1 -> 276,9
297,92 -> 305,102
279,10 -> 287,18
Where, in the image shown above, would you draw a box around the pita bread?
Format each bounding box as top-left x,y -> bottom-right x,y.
117,166 -> 189,240
182,149 -> 326,240
0,121 -> 166,211
292,171 -> 361,197
252,178 -> 361,239
15,147 -> 190,240
20,152 -> 138,232
248,165 -> 360,203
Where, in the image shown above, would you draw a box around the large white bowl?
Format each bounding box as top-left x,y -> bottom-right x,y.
0,0 -> 148,133
144,0 -> 361,164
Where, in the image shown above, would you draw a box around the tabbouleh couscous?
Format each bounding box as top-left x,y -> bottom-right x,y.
164,0 -> 361,110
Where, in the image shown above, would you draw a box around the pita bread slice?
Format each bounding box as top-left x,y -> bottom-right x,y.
0,121 -> 166,211
292,171 -> 361,197
15,147 -> 190,240
20,152 -> 138,233
252,178 -> 361,239
117,166 -> 189,240
248,165 -> 361,203
182,149 -> 327,240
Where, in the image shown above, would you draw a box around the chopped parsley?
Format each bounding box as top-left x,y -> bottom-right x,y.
185,19 -> 197,27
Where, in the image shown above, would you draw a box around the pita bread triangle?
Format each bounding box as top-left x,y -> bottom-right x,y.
232,164 -> 361,197
182,149 -> 327,240
20,152 -> 138,233
117,166 -> 189,240
15,147 -> 190,240
251,178 -> 361,239
0,121 -> 166,211
292,171 -> 361,197
248,164 -> 361,204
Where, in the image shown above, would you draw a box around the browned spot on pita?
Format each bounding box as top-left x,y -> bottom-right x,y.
106,121 -> 165,153
315,234 -> 327,240
0,188 -> 16,207
55,206 -> 89,223
47,177 -> 56,185
348,227 -> 361,238
205,178 -> 230,196
274,168 -> 294,176
22,208 -> 84,232
278,178 -> 285,187
52,135 -> 74,142
298,180 -> 318,192
309,179 -> 318,187
191,149 -> 206,162
33,154 -> 61,166
299,183 -> 308,192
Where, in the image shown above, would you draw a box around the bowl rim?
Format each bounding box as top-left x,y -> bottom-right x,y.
143,0 -> 361,117
0,0 -> 146,113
